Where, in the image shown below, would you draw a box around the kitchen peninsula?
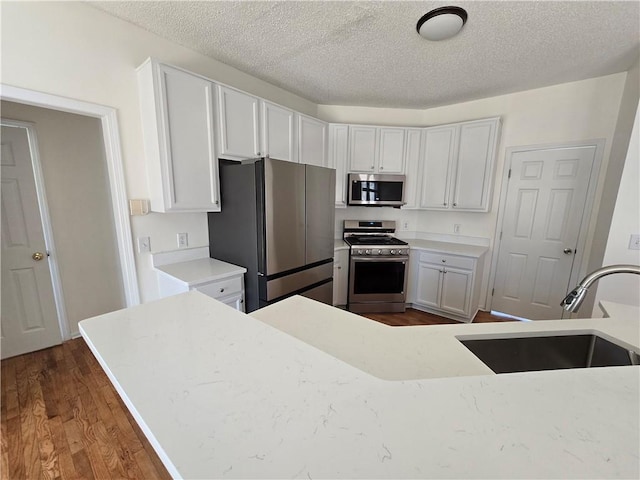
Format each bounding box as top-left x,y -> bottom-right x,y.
79,292 -> 639,479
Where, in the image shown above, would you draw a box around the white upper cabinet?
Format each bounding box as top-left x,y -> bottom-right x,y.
348,126 -> 378,172
347,125 -> 405,173
137,59 -> 220,213
451,119 -> 500,211
420,125 -> 457,209
261,101 -> 296,163
377,127 -> 406,173
400,128 -> 423,209
420,117 -> 500,212
217,85 -> 261,160
328,124 -> 349,207
298,114 -> 328,167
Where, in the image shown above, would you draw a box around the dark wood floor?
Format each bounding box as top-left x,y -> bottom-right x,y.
362,307 -> 513,326
1,308 -> 511,479
0,338 -> 172,480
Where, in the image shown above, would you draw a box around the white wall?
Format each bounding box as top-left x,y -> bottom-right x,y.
592,102 -> 640,314
1,2 -> 317,302
1,101 -> 125,334
321,74 -> 628,309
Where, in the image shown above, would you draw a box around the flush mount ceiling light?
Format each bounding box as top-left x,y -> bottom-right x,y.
416,6 -> 468,41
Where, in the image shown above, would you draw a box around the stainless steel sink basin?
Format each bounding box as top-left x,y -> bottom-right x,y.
459,333 -> 640,374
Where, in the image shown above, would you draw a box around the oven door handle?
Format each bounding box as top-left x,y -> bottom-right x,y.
350,256 -> 409,262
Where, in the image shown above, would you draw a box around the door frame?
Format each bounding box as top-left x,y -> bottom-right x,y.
1,84 -> 141,339
486,139 -> 605,316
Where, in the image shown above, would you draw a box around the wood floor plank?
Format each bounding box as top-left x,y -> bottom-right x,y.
4,415 -> 25,479
71,449 -> 95,480
3,357 -> 20,421
91,421 -> 128,479
48,415 -> 77,480
17,350 -> 42,480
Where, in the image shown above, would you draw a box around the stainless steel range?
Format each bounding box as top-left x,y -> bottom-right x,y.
343,220 -> 409,313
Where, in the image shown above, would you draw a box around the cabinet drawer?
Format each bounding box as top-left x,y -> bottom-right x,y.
419,252 -> 475,270
193,276 -> 243,299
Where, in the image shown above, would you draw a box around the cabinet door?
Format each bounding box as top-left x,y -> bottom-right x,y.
415,263 -> 442,309
402,128 -> 423,209
348,126 -> 377,172
378,127 -> 405,173
219,292 -> 245,312
440,267 -> 472,316
154,63 -> 220,212
298,114 -> 327,167
217,85 -> 260,159
261,101 -> 296,162
451,119 -> 499,211
420,125 -> 457,209
329,124 -> 349,207
333,249 -> 348,306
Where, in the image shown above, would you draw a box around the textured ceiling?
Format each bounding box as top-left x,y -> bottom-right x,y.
90,1 -> 640,109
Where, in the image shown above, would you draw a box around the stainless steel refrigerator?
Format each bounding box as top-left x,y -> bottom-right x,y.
208,157 -> 336,312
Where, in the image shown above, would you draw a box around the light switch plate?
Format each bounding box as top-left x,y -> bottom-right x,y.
177,233 -> 188,248
137,236 -> 151,253
629,234 -> 640,250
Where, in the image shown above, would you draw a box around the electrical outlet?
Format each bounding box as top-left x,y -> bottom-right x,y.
629,234 -> 640,250
177,232 -> 188,248
137,236 -> 151,253
454,224 -> 461,234
403,221 -> 410,230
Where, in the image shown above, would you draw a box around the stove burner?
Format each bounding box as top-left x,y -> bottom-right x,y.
344,235 -> 408,247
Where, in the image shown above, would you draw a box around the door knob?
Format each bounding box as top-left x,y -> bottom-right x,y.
563,248 -> 574,255
32,252 -> 45,261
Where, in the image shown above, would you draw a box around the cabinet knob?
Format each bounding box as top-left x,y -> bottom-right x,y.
219,288 -> 225,293
441,259 -> 446,263
453,203 -> 457,207
380,166 -> 384,170
443,202 -> 447,206
370,166 -> 374,170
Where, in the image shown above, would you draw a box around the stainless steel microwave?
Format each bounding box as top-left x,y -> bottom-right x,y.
347,173 -> 406,207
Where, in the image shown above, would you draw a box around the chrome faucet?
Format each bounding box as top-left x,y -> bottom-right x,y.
561,264 -> 640,313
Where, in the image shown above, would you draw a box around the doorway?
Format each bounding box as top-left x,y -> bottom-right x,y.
1,85 -> 139,358
490,142 -> 603,320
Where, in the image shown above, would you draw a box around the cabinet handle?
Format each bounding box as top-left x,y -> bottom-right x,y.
337,266 -> 341,269
453,203 -> 457,207
240,299 -> 243,303
219,288 -> 225,293
380,166 -> 384,170
443,202 -> 447,206
441,259 -> 446,263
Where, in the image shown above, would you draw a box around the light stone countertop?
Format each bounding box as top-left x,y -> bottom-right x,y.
155,258 -> 246,287
79,292 -> 640,479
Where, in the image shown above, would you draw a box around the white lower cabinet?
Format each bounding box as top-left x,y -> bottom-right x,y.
333,248 -> 349,307
411,249 -> 484,322
156,260 -> 246,313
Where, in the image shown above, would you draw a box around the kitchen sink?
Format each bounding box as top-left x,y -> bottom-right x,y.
459,333 -> 640,374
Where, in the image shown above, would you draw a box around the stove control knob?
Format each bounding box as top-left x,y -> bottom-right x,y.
377,249 -> 383,255
365,249 -> 371,255
390,249 -> 396,255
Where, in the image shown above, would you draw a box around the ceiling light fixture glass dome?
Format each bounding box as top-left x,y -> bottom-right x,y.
416,6 -> 468,41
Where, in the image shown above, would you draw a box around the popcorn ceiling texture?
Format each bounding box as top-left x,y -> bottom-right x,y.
91,1 -> 639,109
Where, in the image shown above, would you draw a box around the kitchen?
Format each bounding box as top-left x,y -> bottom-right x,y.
1,1 -> 639,479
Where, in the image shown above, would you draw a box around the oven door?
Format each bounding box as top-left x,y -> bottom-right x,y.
348,255 -> 409,303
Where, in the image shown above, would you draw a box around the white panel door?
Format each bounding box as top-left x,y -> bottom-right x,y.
348,126 -> 377,172
492,145 -> 597,320
1,124 -> 62,359
420,125 -> 456,209
261,101 -> 296,162
217,85 -> 260,159
377,127 -> 405,173
298,114 -> 327,167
